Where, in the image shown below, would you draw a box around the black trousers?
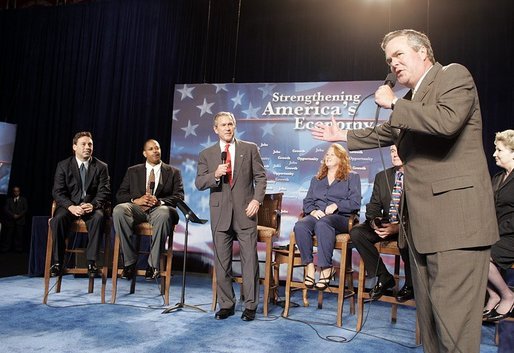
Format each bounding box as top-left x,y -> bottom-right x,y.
49,207 -> 105,264
350,222 -> 412,286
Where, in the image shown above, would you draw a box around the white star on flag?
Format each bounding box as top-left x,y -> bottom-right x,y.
177,84 -> 195,100
231,90 -> 245,108
196,98 -> 215,117
181,120 -> 199,138
242,102 -> 260,118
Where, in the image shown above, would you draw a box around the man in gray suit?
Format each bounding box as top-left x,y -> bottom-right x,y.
113,139 -> 184,281
312,29 -> 498,353
196,112 -> 267,321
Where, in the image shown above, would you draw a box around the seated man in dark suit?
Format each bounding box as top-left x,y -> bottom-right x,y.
350,145 -> 413,302
113,139 -> 184,280
50,131 -> 111,277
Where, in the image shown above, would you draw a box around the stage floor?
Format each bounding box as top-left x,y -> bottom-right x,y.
0,273 -> 505,353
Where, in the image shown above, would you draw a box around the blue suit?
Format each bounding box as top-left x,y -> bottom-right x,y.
294,172 -> 361,268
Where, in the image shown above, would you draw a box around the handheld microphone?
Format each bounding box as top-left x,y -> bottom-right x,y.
384,72 -> 397,88
220,151 -> 227,184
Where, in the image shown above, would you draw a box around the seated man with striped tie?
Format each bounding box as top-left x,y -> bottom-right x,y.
350,145 -> 413,302
113,139 -> 184,280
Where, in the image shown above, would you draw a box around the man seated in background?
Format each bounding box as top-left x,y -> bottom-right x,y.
350,145 -> 413,302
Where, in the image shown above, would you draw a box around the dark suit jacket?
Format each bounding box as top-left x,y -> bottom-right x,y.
348,62 -> 499,253
116,163 -> 184,209
365,167 -> 396,222
492,171 -> 514,238
5,196 -> 28,225
52,156 -> 111,210
195,139 -> 267,232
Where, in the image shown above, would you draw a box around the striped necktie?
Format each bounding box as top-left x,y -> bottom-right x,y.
388,170 -> 404,224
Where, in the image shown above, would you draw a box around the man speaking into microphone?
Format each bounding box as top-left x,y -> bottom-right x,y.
196,111 -> 267,322
311,29 -> 498,353
113,139 -> 184,281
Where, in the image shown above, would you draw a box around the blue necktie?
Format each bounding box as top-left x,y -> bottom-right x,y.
388,171 -> 403,224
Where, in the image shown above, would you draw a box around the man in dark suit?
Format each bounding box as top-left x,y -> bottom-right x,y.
350,145 -> 413,302
195,111 -> 267,322
312,29 -> 498,353
2,186 -> 28,252
113,139 -> 184,280
50,131 -> 111,277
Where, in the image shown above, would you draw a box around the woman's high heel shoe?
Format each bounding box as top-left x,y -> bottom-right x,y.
304,275 -> 315,289
485,302 -> 514,322
314,267 -> 336,291
483,303 -> 499,319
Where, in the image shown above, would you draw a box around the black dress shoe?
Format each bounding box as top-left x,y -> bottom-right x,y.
395,284 -> 414,302
241,308 -> 256,321
50,263 -> 62,277
369,276 -> 395,300
145,266 -> 160,280
121,264 -> 136,280
87,263 -> 98,278
215,306 -> 235,320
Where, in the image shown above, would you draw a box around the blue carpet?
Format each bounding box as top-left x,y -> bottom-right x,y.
0,273 -> 499,353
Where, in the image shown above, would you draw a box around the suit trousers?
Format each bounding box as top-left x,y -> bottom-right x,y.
408,237 -> 490,353
113,203 -> 176,269
213,218 -> 259,311
294,214 -> 348,268
350,222 -> 412,286
49,207 -> 105,263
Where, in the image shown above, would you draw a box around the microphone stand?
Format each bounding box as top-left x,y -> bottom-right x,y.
162,199 -> 207,314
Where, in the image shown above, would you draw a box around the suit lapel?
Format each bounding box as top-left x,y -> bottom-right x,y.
84,159 -> 97,191
71,158 -> 82,189
137,165 -> 147,195
411,63 -> 441,103
155,164 -> 169,195
232,139 -> 245,186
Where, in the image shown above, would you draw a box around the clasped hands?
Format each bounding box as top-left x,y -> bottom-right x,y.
133,194 -> 159,209
371,219 -> 400,239
310,203 -> 338,220
68,203 -> 94,217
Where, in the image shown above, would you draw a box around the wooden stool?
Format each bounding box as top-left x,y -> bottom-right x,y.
111,222 -> 174,305
282,213 -> 358,328
356,240 -> 420,344
43,201 -> 111,304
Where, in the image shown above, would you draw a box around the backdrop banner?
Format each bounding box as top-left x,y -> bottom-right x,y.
169,81 -> 408,267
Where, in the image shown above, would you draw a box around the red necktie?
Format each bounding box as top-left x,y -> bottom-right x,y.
224,143 -> 232,185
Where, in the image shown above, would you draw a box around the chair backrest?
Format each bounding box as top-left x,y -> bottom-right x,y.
257,193 -> 283,233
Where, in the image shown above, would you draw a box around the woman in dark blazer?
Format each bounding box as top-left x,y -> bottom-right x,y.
294,143 -> 361,290
483,130 -> 514,321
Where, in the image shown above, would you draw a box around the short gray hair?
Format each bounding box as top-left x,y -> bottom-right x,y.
213,111 -> 236,127
381,29 -> 435,64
